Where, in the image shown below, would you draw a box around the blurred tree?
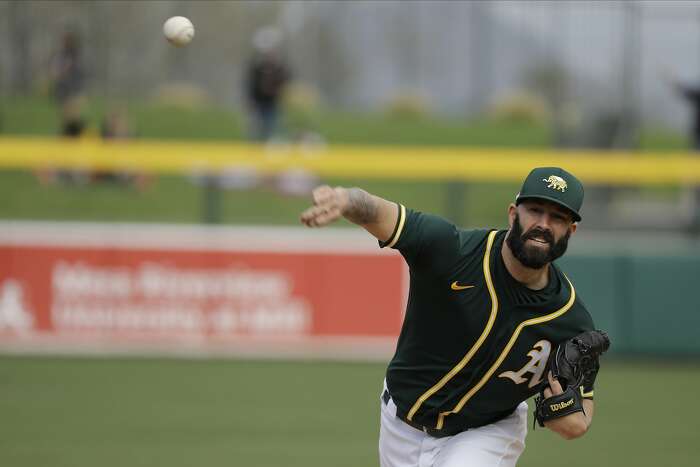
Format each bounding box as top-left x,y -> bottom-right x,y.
8,0 -> 32,95
468,1 -> 493,115
315,18 -> 353,106
524,62 -> 568,116
523,61 -> 570,145
489,91 -> 548,125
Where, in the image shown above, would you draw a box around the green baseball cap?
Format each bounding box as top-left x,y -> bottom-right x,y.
515,167 -> 584,222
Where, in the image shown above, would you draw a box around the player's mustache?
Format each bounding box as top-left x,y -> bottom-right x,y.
522,228 -> 554,245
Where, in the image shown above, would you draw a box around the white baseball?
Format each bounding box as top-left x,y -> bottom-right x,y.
163,16 -> 194,47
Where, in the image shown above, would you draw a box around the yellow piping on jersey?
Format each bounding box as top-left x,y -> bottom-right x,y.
386,204 -> 407,248
406,230 -> 500,422
435,274 -> 577,430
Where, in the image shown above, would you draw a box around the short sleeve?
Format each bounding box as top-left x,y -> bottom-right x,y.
379,205 -> 461,273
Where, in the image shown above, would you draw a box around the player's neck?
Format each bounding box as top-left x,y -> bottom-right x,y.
501,235 -> 550,291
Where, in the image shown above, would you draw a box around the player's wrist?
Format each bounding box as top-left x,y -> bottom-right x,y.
335,187 -> 351,215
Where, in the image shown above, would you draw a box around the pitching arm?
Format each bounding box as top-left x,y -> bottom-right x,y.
300,185 -> 398,243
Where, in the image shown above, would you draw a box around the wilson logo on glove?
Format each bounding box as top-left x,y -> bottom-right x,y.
549,398 -> 575,412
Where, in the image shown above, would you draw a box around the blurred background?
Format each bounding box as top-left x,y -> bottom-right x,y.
0,1 -> 698,467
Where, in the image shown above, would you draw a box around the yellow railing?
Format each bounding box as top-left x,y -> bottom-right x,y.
1,136 -> 699,185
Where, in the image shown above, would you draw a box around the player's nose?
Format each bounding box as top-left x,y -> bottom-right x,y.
536,213 -> 555,231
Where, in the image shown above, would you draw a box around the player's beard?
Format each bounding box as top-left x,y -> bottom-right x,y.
506,213 -> 571,269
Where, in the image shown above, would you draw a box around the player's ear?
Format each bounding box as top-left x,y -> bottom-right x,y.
507,203 -> 517,228
569,222 -> 578,237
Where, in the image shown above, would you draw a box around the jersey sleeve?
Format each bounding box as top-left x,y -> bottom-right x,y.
378,204 -> 462,274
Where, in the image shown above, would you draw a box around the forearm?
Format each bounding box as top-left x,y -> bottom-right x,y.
342,188 -> 379,224
582,399 -> 594,426
341,188 -> 398,242
300,185 -> 399,243
545,399 -> 594,440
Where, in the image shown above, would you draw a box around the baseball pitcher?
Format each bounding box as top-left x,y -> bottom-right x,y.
300,167 -> 610,467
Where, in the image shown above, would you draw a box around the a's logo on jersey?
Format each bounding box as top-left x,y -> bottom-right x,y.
542,175 -> 567,192
498,340 -> 551,388
450,281 -> 475,291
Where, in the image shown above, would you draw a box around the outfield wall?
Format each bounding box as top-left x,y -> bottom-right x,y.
560,254 -> 700,356
0,222 -> 406,360
0,222 -> 698,358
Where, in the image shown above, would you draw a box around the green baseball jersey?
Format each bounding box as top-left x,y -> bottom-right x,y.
380,205 -> 595,436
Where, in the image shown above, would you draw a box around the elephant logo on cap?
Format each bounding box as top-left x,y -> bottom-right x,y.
542,175 -> 567,192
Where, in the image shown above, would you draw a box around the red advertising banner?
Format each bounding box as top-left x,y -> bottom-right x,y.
0,223 -> 406,357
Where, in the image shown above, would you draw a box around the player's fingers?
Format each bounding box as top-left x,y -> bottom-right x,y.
313,198 -> 335,213
300,206 -> 323,226
300,213 -> 313,227
300,205 -> 314,221
301,210 -> 323,227
312,207 -> 341,226
547,371 -> 564,395
300,205 -> 340,227
543,386 -> 552,398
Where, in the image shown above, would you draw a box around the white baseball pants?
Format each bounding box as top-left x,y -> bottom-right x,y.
379,388 -> 528,467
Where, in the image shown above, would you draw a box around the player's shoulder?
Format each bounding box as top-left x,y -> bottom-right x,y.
571,294 -> 596,330
399,207 -> 463,243
381,207 -> 460,253
457,227 -> 494,255
457,227 -> 492,240
392,207 -> 495,256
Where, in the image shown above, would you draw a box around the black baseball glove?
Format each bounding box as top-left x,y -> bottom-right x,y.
534,330 -> 610,427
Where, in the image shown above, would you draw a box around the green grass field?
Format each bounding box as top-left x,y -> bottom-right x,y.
0,95 -> 688,149
0,95 -> 555,147
0,169 -> 520,228
0,355 -> 697,467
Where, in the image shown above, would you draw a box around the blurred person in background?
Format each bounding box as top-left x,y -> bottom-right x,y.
97,107 -> 150,191
39,30 -> 88,186
672,81 -> 700,150
663,68 -> 700,231
50,30 -> 87,137
244,26 -> 291,142
100,107 -> 131,141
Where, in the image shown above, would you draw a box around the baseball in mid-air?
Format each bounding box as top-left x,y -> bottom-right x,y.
163,16 -> 194,47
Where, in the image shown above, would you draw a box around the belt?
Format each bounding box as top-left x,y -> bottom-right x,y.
382,389 -> 456,438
